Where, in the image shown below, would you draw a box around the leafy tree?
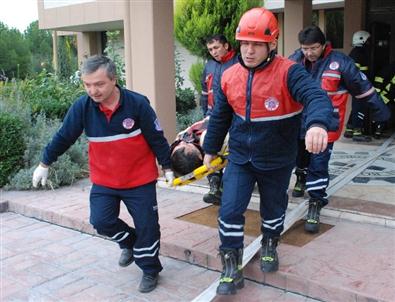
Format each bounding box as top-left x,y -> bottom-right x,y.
57,35 -> 78,79
0,22 -> 31,78
24,21 -> 53,73
174,0 -> 261,58
104,30 -> 126,87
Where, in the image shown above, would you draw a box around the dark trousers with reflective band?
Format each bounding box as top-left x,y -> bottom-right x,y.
89,181 -> 162,275
219,161 -> 293,250
347,96 -> 369,129
300,143 -> 334,206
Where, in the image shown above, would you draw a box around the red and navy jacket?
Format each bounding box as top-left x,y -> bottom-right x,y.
200,50 -> 238,116
203,53 -> 335,171
289,45 -> 390,142
42,86 -> 171,189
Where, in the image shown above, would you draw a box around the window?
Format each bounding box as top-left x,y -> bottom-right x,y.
325,9 -> 344,49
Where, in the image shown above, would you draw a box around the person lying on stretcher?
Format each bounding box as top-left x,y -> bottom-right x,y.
170,117 -> 228,205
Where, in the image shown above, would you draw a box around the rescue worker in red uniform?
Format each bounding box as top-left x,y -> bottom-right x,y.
289,26 -> 390,233
32,55 -> 174,293
203,8 -> 336,296
200,34 -> 238,204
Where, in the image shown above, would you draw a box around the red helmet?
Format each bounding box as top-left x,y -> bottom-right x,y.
236,7 -> 279,43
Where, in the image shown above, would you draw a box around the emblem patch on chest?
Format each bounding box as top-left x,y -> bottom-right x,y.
122,118 -> 135,129
265,97 -> 280,111
329,61 -> 340,70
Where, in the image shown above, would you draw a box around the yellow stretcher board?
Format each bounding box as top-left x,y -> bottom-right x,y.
172,154 -> 228,186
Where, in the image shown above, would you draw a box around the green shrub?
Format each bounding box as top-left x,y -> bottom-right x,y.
175,49 -> 197,115
6,113 -> 88,190
176,87 -> 196,115
189,60 -> 205,94
0,112 -> 25,187
1,80 -> 88,190
176,107 -> 204,133
20,70 -> 84,120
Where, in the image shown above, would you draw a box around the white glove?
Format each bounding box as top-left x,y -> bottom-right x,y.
164,170 -> 175,187
32,165 -> 49,188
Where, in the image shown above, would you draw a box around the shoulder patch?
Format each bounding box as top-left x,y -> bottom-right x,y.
154,118 -> 162,131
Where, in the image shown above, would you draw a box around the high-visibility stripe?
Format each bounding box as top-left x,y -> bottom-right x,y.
133,247 -> 159,258
219,229 -> 244,237
322,72 -> 341,79
306,178 -> 328,185
133,239 -> 159,252
307,185 -> 327,191
87,129 -> 141,142
236,109 -> 302,122
355,87 -> 375,99
218,218 -> 243,229
375,76 -> 384,83
262,221 -> 283,230
263,214 -> 284,224
327,90 -> 348,96
111,231 -> 129,242
359,66 -> 368,71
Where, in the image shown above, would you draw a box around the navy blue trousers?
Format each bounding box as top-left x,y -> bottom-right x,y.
296,140 -> 334,206
218,161 -> 293,250
347,96 -> 369,129
89,181 -> 162,275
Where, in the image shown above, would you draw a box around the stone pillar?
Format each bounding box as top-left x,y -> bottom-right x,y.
284,0 -> 312,56
124,0 -> 176,141
343,0 -> 366,54
76,32 -> 102,67
52,31 -> 58,73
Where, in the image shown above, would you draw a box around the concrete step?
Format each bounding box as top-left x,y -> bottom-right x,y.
2,180 -> 395,302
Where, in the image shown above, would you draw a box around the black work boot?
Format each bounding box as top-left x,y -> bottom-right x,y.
216,248 -> 244,295
343,127 -> 353,138
203,173 -> 222,205
305,199 -> 323,233
292,168 -> 307,198
374,124 -> 384,139
352,128 -> 372,142
118,248 -> 134,267
260,234 -> 279,272
138,273 -> 159,293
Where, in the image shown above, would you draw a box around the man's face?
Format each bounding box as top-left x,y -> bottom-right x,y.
206,40 -> 229,61
82,68 -> 117,104
240,40 -> 277,68
301,43 -> 325,63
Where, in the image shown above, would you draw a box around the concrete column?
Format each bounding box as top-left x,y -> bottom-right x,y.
76,32 -> 102,67
127,0 -> 176,141
52,31 -> 58,73
318,10 -> 325,33
123,0 -> 133,89
277,13 -> 284,56
343,0 -> 366,54
284,0 -> 312,57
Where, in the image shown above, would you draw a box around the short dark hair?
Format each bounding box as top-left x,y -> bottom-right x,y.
206,34 -> 231,49
81,55 -> 117,80
298,26 -> 326,45
171,146 -> 203,177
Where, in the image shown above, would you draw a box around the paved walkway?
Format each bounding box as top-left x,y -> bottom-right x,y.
1,137 -> 395,301
1,212 -> 318,302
